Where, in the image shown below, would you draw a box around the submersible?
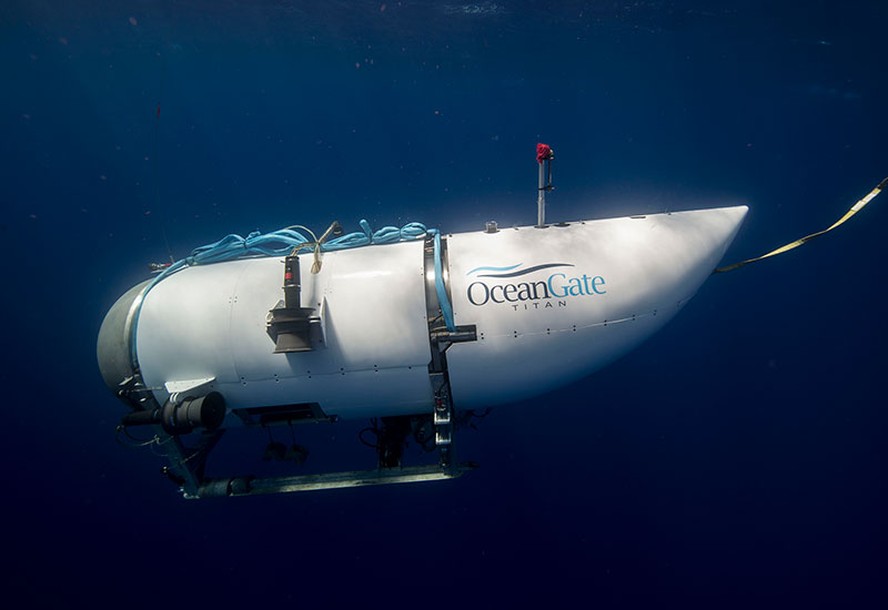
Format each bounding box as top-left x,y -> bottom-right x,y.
97,144 -> 749,498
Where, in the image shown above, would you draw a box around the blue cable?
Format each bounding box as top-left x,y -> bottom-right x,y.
431,229 -> 457,332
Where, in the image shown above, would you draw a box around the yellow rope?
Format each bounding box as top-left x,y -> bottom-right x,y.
715,177 -> 887,273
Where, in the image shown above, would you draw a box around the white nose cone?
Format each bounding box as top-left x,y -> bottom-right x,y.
444,205 -> 748,408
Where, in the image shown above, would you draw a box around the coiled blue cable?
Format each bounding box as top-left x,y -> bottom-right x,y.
148,220 -> 428,286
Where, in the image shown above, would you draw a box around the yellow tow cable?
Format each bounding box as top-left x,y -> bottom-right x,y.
714,176 -> 888,273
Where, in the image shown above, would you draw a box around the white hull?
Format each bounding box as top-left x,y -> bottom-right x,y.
109,205 -> 747,420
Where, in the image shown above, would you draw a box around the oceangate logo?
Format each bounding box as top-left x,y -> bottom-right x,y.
465,263 -> 606,309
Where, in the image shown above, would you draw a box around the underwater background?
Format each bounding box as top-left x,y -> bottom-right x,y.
2,1 -> 887,607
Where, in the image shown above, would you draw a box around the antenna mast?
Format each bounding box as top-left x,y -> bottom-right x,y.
536,143 -> 555,227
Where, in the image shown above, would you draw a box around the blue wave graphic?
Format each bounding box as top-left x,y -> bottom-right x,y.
478,263 -> 574,278
466,263 -> 522,276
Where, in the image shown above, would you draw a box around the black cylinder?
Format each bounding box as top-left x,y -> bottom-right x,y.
120,408 -> 162,427
283,255 -> 301,307
161,392 -> 226,434
120,392 -> 226,435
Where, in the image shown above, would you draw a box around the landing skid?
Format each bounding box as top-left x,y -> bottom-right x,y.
193,462 -> 475,498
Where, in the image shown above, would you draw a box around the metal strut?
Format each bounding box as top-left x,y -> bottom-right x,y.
423,233 -> 477,471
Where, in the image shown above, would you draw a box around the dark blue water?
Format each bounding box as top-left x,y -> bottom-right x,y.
3,2 -> 887,607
